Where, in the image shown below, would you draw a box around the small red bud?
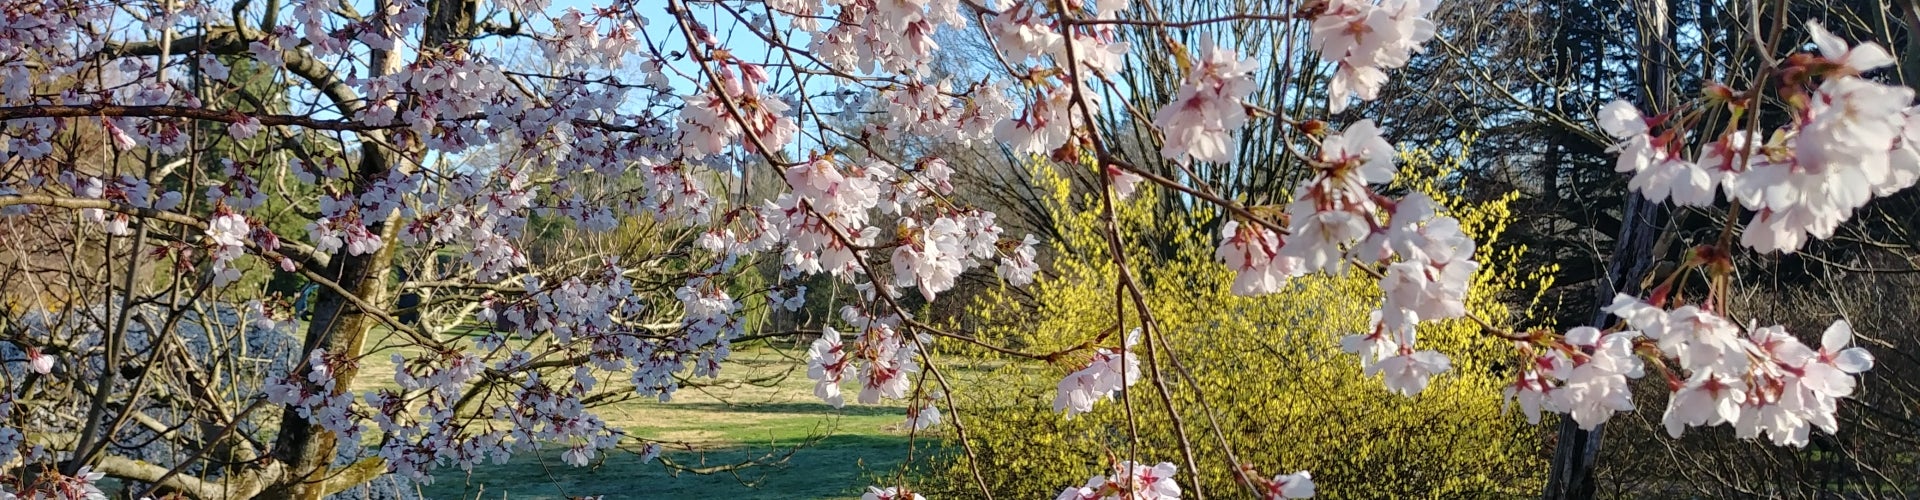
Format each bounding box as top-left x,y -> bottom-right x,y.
1300,119 -> 1328,137
1703,83 -> 1734,102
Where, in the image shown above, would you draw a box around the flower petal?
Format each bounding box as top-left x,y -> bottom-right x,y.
1821,319 -> 1853,352
1806,21 -> 1848,61
1845,42 -> 1896,72
1834,347 -> 1875,373
1598,100 -> 1646,138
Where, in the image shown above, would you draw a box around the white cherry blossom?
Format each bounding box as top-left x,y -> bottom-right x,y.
1153,41 -> 1259,163
1054,329 -> 1143,417
1264,470 -> 1316,499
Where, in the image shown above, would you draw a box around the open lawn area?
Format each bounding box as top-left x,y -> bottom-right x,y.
350,338 -> 922,500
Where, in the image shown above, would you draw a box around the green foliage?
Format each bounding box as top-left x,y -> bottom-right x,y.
920,143 -> 1549,498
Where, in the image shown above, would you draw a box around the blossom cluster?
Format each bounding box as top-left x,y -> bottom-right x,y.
861,486 -> 929,500
1153,42 -> 1261,164
680,57 -> 797,159
806,306 -> 927,408
1613,298 -> 1869,445
986,0 -> 1135,158
262,349 -> 368,455
59,173 -> 179,235
1599,21 -> 1920,253
1053,328 -> 1143,417
0,466 -> 110,500
1309,0 -> 1441,113
1206,118 -> 1477,396
1496,296 -> 1874,448
1056,461 -> 1183,500
1467,20 -> 1895,451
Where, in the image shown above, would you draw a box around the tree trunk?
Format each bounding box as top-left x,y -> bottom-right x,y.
261,6 -> 409,497
257,0 -> 477,495
1543,0 -> 1672,498
262,209 -> 399,500
1542,195 -> 1663,500
1896,0 -> 1920,92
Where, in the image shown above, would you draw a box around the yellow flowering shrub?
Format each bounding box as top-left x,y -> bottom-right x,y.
921,142 -> 1552,498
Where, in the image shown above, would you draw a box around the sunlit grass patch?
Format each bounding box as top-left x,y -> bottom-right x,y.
350,337 -> 923,499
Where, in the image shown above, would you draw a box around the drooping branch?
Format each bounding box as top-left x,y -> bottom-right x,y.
94,26 -> 368,118
319,457 -> 390,497
92,455 -> 272,500
0,194 -> 328,268
0,104 -> 396,131
0,194 -> 451,349
0,101 -> 665,138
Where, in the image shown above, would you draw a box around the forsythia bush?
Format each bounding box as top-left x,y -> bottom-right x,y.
922,143 -> 1553,498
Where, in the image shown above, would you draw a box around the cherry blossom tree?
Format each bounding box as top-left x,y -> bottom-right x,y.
0,0 -> 1907,497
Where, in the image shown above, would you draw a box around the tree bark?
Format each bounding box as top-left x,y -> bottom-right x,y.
1542,0 -> 1672,498
260,0 -> 474,495
1542,196 -> 1663,500
261,5 -> 408,497
261,209 -> 398,500
1896,0 -> 1920,92
95,455 -> 273,500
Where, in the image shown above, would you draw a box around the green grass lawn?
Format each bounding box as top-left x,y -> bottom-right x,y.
351,336 -> 929,500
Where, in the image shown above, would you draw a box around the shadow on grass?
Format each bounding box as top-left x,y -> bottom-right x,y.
410,433 -> 915,500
